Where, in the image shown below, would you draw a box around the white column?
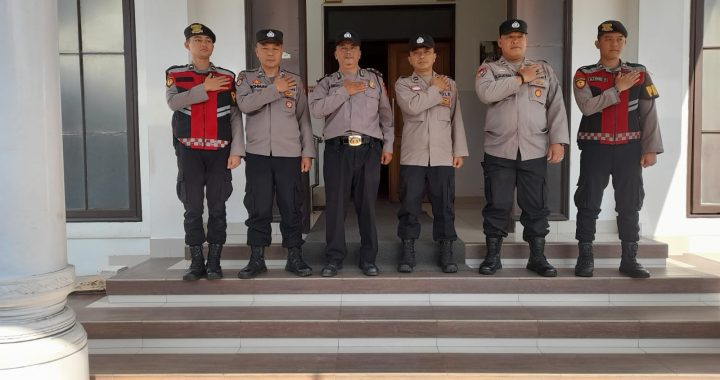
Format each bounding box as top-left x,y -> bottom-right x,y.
0,1 -> 89,378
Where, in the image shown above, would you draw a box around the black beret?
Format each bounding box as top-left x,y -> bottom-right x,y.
335,30 -> 361,46
499,19 -> 528,35
184,23 -> 216,43
597,20 -> 628,38
256,29 -> 283,44
408,33 -> 435,50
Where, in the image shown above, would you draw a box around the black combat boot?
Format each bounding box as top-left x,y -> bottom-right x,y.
574,242 -> 594,277
206,243 -> 224,280
286,246 -> 313,277
397,239 -> 416,273
479,237 -> 503,275
526,237 -> 557,277
183,245 -> 206,281
619,241 -> 650,278
238,246 -> 267,279
438,240 -> 458,273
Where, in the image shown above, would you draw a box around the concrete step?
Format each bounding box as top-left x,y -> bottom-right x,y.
104,256 -> 720,300
88,353 -> 720,378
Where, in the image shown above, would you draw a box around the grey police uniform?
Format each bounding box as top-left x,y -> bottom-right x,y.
475,57 -> 569,240
395,72 -> 468,242
236,67 -> 315,249
309,68 -> 393,266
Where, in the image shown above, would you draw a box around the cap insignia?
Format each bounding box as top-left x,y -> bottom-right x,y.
190,24 -> 203,34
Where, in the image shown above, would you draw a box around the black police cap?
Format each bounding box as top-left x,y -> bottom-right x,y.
597,20 -> 628,38
335,30 -> 361,46
408,33 -> 435,50
256,29 -> 283,44
184,23 -> 216,43
499,19 -> 528,35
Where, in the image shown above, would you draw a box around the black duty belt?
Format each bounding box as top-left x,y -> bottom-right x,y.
334,134 -> 373,146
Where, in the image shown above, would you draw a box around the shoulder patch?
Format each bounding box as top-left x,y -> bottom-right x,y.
645,83 -> 659,98
575,77 -> 586,89
477,66 -> 488,78
236,72 -> 245,86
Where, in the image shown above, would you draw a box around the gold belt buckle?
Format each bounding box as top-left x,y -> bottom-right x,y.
347,134 -> 363,147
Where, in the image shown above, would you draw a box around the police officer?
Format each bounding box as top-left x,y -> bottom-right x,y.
166,23 -> 244,281
395,34 -> 469,273
309,31 -> 394,277
235,29 -> 316,279
573,21 -> 662,279
475,19 -> 569,277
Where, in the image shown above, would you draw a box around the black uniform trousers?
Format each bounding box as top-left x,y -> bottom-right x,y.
482,153 -> 549,241
397,165 -> 457,242
324,137 -> 382,265
175,144 -> 233,246
244,153 -> 304,248
574,142 -> 644,243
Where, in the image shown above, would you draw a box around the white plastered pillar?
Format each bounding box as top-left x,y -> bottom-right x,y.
0,0 -> 89,378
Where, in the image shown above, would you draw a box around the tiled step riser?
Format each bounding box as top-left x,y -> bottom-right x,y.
83,321 -> 720,340
102,293 -> 720,306
106,276 -> 720,296
87,352 -> 720,377
86,338 -> 720,355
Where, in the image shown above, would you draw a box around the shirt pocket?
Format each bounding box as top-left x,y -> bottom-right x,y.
528,81 -> 549,106
364,88 -> 380,109
437,104 -> 452,123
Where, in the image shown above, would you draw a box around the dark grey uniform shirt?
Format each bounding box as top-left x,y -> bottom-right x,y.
166,63 -> 245,157
475,57 -> 569,161
236,67 -> 315,158
395,72 -> 468,166
308,68 -> 394,153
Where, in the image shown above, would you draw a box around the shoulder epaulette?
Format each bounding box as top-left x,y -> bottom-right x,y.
165,64 -> 187,74
241,68 -> 259,74
213,66 -> 235,77
316,72 -> 337,83
281,69 -> 301,77
578,64 -> 596,71
366,68 -> 384,78
626,62 -> 646,70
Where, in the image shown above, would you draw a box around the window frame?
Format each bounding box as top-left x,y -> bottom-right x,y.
689,0 -> 720,216
61,0 -> 141,222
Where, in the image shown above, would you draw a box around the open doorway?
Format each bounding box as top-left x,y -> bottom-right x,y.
323,4 -> 455,201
